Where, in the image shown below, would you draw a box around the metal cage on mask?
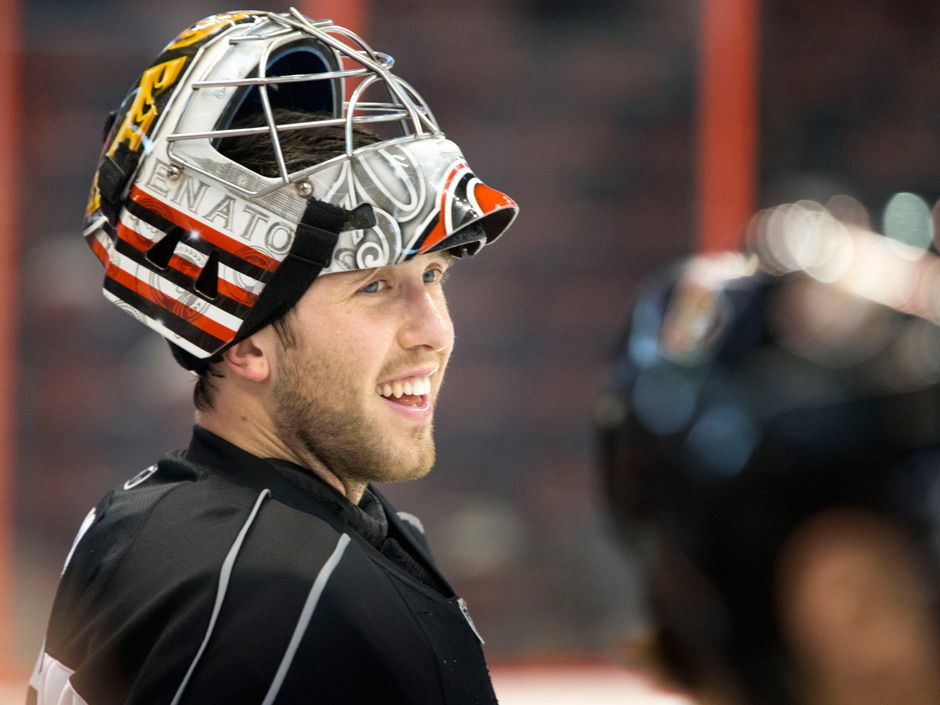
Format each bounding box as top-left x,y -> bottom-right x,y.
84,9 -> 518,364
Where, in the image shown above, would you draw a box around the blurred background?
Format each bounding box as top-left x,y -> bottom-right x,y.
4,0 -> 940,702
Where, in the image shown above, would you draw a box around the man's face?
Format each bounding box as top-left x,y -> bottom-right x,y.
269,252 -> 455,485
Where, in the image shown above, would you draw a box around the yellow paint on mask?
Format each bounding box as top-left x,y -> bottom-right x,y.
107,56 -> 187,156
166,12 -> 257,51
86,174 -> 101,217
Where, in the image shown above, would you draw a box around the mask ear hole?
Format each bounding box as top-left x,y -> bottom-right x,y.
195,250 -> 220,300
213,41 -> 341,154
145,227 -> 184,270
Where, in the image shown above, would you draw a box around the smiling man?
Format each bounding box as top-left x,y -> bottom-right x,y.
210,250 -> 456,501
29,11 -> 516,705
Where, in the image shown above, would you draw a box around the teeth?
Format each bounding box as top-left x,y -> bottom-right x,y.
377,376 -> 432,398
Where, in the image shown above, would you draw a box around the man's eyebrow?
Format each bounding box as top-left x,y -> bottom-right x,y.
432,251 -> 457,266
336,268 -> 381,292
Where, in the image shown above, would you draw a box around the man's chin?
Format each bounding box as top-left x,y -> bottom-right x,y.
364,444 -> 436,485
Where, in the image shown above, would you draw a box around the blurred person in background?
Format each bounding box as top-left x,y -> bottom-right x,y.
29,10 -> 517,704
596,204 -> 940,705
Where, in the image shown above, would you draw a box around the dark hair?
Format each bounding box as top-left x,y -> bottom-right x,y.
216,109 -> 381,177
189,109 -> 380,411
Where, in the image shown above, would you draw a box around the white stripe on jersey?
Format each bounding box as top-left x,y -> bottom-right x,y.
261,533 -> 352,705
170,490 -> 271,705
28,651 -> 90,705
62,508 -> 97,575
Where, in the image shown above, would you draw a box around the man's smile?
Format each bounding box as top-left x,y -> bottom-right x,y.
376,371 -> 436,414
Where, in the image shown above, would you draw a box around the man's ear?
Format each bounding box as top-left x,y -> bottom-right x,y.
221,334 -> 272,383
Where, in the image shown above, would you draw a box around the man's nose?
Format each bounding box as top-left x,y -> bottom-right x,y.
397,284 -> 453,353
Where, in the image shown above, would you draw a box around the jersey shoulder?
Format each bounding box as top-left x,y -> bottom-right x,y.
52,451 -> 348,627
40,453 -> 358,704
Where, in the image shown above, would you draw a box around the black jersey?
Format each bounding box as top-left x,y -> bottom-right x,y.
28,427 -> 496,705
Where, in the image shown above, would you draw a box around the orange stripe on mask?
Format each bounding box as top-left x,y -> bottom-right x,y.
473,182 -> 515,214
106,265 -> 237,342
129,186 -> 281,272
88,236 -> 111,267
418,163 -> 465,254
117,220 -> 259,307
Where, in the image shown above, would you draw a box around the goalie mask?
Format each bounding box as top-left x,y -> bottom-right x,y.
84,9 -> 518,366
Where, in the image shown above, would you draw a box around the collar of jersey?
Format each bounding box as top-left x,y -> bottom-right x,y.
184,424 -> 387,545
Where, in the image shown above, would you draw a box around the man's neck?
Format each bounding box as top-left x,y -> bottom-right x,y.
195,408 -> 367,504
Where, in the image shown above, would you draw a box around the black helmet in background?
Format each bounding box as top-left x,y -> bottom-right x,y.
596,209 -> 940,705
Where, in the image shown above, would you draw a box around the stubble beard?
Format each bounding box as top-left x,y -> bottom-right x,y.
271,344 -> 437,487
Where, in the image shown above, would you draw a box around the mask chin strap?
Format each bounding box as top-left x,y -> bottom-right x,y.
169,199 -> 375,372
96,151 -> 138,228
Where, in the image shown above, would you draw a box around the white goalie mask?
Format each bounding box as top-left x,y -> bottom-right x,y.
84,9 -> 518,364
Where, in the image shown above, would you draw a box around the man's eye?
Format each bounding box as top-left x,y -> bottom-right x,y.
361,280 -> 384,294
424,267 -> 447,284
